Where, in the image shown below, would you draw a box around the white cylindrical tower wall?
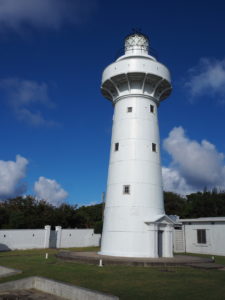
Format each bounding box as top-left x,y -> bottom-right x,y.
107,96 -> 164,220
100,33 -> 172,258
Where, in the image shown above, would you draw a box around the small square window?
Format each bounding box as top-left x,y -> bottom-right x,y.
150,105 -> 154,113
197,229 -> 206,244
152,143 -> 156,152
115,142 -> 119,151
127,107 -> 132,113
123,185 -> 130,194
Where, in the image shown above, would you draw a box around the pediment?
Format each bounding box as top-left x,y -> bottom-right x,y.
144,214 -> 175,225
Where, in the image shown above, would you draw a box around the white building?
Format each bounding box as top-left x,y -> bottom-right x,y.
99,32 -> 174,258
173,217 -> 225,256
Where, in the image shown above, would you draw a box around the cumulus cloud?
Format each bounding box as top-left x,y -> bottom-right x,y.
162,167 -> 194,195
185,57 -> 225,102
0,155 -> 28,200
162,127 -> 225,195
34,176 -> 68,206
0,0 -> 95,32
0,78 -> 59,127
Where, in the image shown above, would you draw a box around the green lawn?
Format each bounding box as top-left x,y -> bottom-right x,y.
0,249 -> 225,300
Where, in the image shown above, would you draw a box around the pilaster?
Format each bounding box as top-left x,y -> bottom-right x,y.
44,225 -> 51,249
55,226 -> 62,249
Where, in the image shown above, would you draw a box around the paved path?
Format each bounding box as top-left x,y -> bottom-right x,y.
57,251 -> 220,268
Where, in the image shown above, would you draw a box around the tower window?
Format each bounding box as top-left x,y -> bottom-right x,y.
127,107 -> 132,112
197,229 -> 206,244
150,105 -> 154,113
123,185 -> 130,194
152,143 -> 157,152
115,142 -> 119,151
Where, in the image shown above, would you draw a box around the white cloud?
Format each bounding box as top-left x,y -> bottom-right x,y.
0,78 -> 59,127
162,167 -> 196,195
34,176 -> 68,206
0,155 -> 28,200
185,57 -> 225,101
0,0 -> 95,32
162,127 -> 225,195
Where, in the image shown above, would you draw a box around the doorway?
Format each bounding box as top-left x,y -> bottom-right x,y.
158,230 -> 163,257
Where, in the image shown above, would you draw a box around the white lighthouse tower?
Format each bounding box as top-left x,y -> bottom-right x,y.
100,32 -> 174,258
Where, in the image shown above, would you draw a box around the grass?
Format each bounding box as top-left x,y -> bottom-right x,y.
0,249 -> 225,299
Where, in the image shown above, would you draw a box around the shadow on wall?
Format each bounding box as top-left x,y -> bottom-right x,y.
0,244 -> 11,252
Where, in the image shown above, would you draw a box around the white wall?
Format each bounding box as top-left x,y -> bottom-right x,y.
0,227 -> 49,251
173,222 -> 225,256
184,223 -> 225,256
0,226 -> 101,251
57,228 -> 101,248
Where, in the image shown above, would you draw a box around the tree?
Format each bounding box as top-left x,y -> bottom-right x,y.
186,190 -> 225,218
164,192 -> 187,217
1,189 -> 223,230
0,196 -> 104,231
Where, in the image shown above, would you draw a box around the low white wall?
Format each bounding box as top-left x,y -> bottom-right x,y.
184,223 -> 225,256
57,228 -> 101,248
0,226 -> 101,251
0,276 -> 119,300
0,226 -> 50,251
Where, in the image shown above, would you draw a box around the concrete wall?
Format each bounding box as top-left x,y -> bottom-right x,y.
0,226 -> 50,251
56,227 -> 101,248
173,222 -> 225,256
0,276 -> 119,300
183,222 -> 225,256
0,226 -> 101,251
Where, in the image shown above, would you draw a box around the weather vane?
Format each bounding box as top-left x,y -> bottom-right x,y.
132,28 -> 142,34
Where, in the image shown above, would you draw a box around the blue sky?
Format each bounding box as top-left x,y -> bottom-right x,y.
0,0 -> 225,206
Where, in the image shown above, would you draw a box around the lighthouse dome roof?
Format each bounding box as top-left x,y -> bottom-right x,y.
125,33 -> 149,53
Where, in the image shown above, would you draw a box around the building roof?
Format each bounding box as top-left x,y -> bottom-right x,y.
180,217 -> 225,223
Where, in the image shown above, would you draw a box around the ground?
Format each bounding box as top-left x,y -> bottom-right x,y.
0,248 -> 225,300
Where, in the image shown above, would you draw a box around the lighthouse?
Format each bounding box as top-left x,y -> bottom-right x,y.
100,32 -> 174,258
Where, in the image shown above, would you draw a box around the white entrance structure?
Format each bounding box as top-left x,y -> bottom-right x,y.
100,32 -> 174,258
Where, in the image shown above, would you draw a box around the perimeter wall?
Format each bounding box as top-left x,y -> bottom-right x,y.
0,226 -> 101,251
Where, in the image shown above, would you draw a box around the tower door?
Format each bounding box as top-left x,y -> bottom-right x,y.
158,230 -> 163,257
